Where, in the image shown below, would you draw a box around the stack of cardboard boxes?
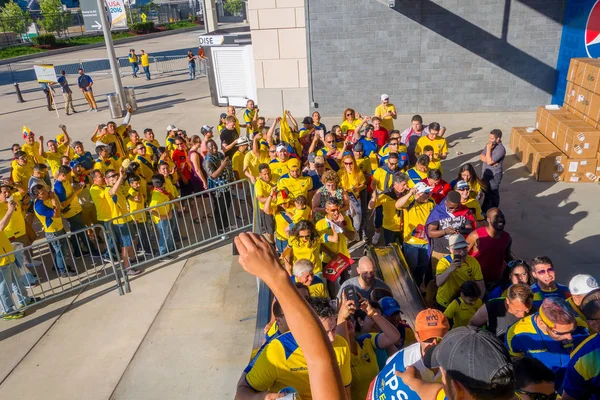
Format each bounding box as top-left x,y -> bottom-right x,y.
510,58 -> 600,183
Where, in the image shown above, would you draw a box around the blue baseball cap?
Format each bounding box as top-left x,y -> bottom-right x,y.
379,296 -> 402,316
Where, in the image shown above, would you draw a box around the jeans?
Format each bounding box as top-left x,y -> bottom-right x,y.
156,219 -> 175,255
46,229 -> 68,273
131,62 -> 139,76
482,170 -> 502,214
143,66 -> 151,80
134,221 -> 152,253
0,262 -> 31,313
275,238 -> 288,254
67,212 -> 91,257
189,63 -> 196,79
403,243 -> 429,287
374,206 -> 383,229
11,242 -> 37,287
102,221 -> 119,258
383,229 -> 402,245
169,215 -> 181,242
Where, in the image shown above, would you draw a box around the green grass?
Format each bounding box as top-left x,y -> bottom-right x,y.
163,21 -> 198,30
57,32 -> 134,46
0,46 -> 45,60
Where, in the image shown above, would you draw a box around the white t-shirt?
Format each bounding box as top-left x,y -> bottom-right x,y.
386,342 -> 441,383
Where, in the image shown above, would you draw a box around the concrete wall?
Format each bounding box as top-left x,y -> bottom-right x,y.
306,0 -> 565,116
248,0 -> 310,117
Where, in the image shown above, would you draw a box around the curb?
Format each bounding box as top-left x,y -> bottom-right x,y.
0,25 -> 205,65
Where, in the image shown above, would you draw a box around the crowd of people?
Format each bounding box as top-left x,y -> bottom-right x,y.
1,93 -> 599,399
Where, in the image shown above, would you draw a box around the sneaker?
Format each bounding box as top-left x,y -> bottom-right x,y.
87,108 -> 93,112
372,231 -> 381,245
92,109 -> 98,112
59,270 -> 77,278
162,254 -> 178,261
26,260 -> 42,267
126,268 -> 141,276
3,312 -> 24,320
24,281 -> 39,289
102,257 -> 113,264
72,110 -> 77,113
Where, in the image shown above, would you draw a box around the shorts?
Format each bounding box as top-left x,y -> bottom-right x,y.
275,238 -> 288,254
260,209 -> 274,235
374,206 -> 383,228
114,222 -> 133,247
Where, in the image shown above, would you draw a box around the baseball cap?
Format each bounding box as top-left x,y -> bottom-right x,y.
379,297 -> 402,316
456,180 -> 470,191
414,182 -> 433,194
415,309 -> 450,341
276,144 -> 286,152
569,274 -> 599,296
307,152 -> 316,163
236,137 -> 250,146
167,125 -> 177,131
302,116 -> 314,125
201,124 -> 214,134
121,158 -> 132,169
381,94 -> 389,101
288,158 -> 301,171
219,113 -> 227,119
448,234 -> 468,249
353,142 -> 364,152
426,327 -> 513,390
313,155 -> 325,165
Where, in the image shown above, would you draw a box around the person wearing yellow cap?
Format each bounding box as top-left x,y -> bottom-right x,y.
277,157 -> 312,199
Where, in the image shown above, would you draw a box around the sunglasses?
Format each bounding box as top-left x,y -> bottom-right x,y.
298,234 -> 310,239
508,259 -> 525,268
346,113 -> 354,116
269,149 -> 276,153
315,164 -> 324,167
457,187 -> 469,191
388,162 -> 398,167
389,142 -> 398,146
515,389 -> 557,400
137,147 -> 146,151
344,162 -> 353,166
536,267 -> 555,276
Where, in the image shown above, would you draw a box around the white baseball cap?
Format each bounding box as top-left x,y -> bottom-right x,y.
414,182 -> 433,194
167,124 -> 178,131
236,137 -> 250,146
276,144 -> 286,152
381,94 -> 389,101
569,274 -> 599,295
448,234 -> 468,249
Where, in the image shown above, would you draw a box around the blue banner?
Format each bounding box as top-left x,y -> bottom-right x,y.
553,0 -> 600,103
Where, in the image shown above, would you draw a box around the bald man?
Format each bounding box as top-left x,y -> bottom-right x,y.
466,207 -> 512,286
337,256 -> 391,301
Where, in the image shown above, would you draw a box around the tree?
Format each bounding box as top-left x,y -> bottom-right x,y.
223,0 -> 244,16
39,0 -> 71,37
0,0 -> 32,36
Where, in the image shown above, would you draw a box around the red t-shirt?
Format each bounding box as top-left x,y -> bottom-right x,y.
171,149 -> 192,181
373,128 -> 389,148
423,178 -> 452,204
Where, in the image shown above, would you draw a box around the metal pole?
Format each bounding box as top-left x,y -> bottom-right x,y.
14,82 -> 25,103
96,0 -> 126,108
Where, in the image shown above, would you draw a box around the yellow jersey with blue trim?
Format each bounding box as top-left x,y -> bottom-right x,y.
268,158 -> 295,181
566,296 -> 588,327
505,313 -> 588,391
406,167 -> 428,188
435,255 -> 483,308
562,333 -> 600,400
351,333 -> 383,400
54,180 -> 82,219
105,186 -> 132,225
245,332 -> 352,400
315,215 -> 354,263
243,108 -> 258,136
289,237 -> 323,275
291,275 -> 328,298
90,184 -> 112,222
277,174 -> 313,199
93,157 -> 116,176
34,198 -> 63,233
530,282 -> 571,310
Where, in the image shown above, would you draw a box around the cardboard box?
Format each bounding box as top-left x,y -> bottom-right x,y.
561,171 -> 600,183
510,127 -> 537,155
567,58 -> 600,94
535,106 -> 600,158
563,81 -> 600,126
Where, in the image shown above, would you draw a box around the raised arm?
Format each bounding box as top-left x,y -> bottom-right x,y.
395,187 -> 415,209
286,110 -> 298,132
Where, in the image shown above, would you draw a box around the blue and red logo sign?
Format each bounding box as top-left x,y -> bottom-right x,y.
585,0 -> 600,57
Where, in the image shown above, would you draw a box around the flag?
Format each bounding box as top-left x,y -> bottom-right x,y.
22,125 -> 34,139
279,111 -> 294,145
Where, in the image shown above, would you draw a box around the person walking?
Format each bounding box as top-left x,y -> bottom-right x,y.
57,70 -> 76,115
140,50 -> 151,80
128,49 -> 139,78
480,129 -> 505,213
77,68 -> 98,112
187,50 -> 197,80
40,82 -> 55,111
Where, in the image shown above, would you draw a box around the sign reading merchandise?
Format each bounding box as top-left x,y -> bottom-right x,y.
33,64 -> 57,83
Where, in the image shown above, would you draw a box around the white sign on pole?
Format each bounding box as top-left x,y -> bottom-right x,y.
106,0 -> 128,30
198,35 -> 225,46
33,64 -> 57,83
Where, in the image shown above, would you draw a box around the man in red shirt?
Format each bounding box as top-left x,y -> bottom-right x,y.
422,169 -> 450,204
466,207 -> 512,287
372,116 -> 389,148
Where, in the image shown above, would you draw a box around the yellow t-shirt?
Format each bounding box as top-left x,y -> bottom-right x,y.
428,160 -> 442,173
356,156 -> 371,176
444,297 -> 483,328
34,198 -> 64,233
165,136 -> 177,156
291,206 -> 311,223
93,157 -> 117,176
11,161 -> 34,188
401,198 -> 435,244
374,192 -> 403,232
315,215 -> 355,263
379,143 -> 409,158
340,119 -> 362,134
140,53 -> 149,67
148,189 -> 172,224
277,175 -> 313,199
0,231 -> 15,267
0,193 -> 26,239
96,133 -> 126,160
135,154 -> 155,183
90,184 -> 112,222
461,198 -> 484,222
268,158 -> 296,182
243,108 -> 258,136
351,333 -> 383,400
127,187 -> 147,223
105,186 -> 131,225
289,237 -> 323,274
255,179 -> 274,211
406,167 -> 428,188
273,204 -> 295,241
372,167 -> 395,192
22,141 -> 44,163
374,104 -> 397,131
54,180 -> 82,219
245,332 -> 352,400
144,139 -> 161,158
163,177 -> 179,199
44,151 -> 63,176
435,255 -> 483,308
338,169 -> 366,198
416,136 -> 448,159
243,150 -> 270,179
231,150 -> 247,180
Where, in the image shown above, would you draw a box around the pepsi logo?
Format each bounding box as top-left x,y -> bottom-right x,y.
585,0 -> 600,57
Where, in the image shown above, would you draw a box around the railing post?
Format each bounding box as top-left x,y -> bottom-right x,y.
14,82 -> 25,103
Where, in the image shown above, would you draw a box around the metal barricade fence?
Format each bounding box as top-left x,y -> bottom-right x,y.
105,179 -> 255,290
0,224 -> 124,316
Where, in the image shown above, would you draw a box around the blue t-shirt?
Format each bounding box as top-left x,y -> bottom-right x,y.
357,137 -> 378,158
530,282 -> 570,310
370,346 -> 423,400
562,333 -> 600,400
